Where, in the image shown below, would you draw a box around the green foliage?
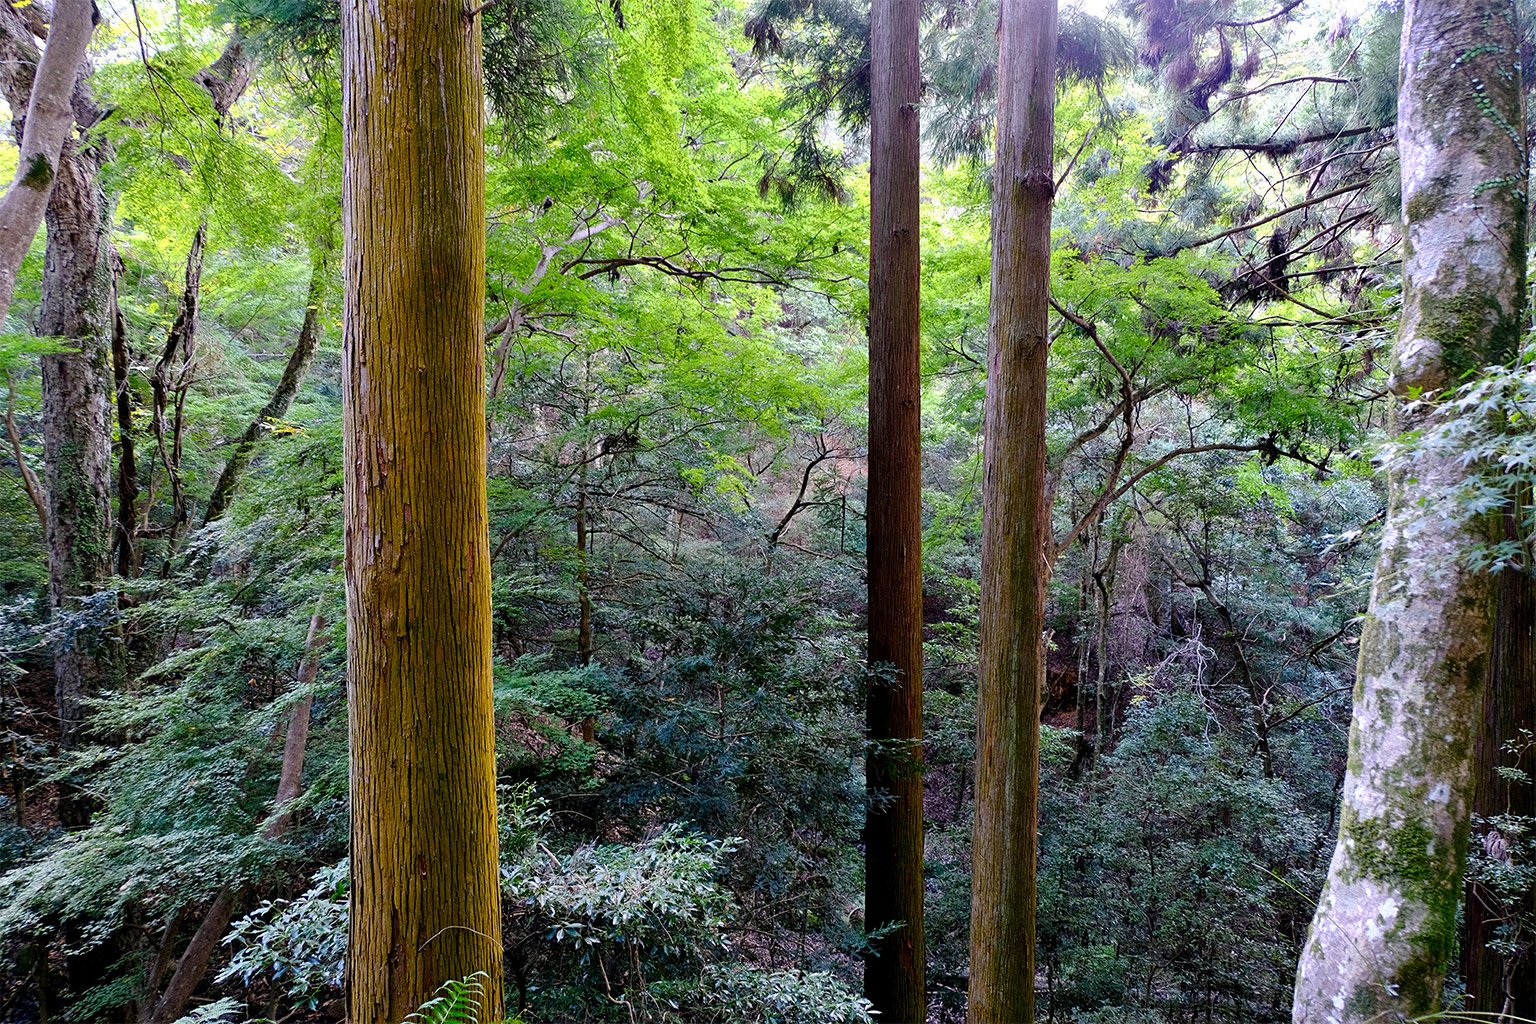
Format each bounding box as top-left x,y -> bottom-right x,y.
405,972 -> 493,1024
220,862 -> 347,1009
170,996 -> 248,1024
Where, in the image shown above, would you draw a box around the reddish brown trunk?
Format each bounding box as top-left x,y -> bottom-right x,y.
341,2 -> 504,1019
863,0 -> 926,1019
1462,508 -> 1536,1021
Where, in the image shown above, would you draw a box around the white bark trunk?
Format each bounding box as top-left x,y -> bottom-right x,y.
1292,0 -> 1527,1020
0,0 -> 96,325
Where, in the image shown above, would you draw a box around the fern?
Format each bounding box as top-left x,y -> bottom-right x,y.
170,997 -> 247,1024
403,971 -> 489,1024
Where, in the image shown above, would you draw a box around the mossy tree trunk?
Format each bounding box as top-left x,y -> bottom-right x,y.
0,0 -> 110,758
0,0 -> 96,326
341,3 -> 504,1022
1292,1 -> 1526,1019
38,134 -> 113,754
968,0 -> 1056,1020
863,0 -> 925,1018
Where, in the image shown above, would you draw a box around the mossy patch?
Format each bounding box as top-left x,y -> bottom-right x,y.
20,154 -> 53,191
1417,288 -> 1521,382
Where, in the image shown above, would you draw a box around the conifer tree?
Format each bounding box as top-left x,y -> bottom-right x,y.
968,0 -> 1057,1020
341,3 -> 504,1021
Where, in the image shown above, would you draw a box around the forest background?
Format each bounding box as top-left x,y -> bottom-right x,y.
0,0 -> 1531,1022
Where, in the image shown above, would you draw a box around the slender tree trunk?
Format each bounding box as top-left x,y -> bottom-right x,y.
576,452 -> 596,742
864,0 -> 925,1019
202,226 -> 335,526
1092,531 -> 1123,759
1292,1 -> 1526,1018
0,0 -> 96,326
341,3 -> 504,1021
4,375 -> 48,530
144,606 -> 327,1024
969,0 -> 1056,1020
151,37 -> 254,546
1462,506 -> 1536,1021
39,131 -> 113,755
149,223 -> 205,565
112,287 -> 139,577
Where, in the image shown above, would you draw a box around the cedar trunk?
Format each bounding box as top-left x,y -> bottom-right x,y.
864,0 -> 925,1019
1291,0 -> 1526,1018
968,0 -> 1056,1020
341,3 -> 505,1022
1462,511 -> 1536,1020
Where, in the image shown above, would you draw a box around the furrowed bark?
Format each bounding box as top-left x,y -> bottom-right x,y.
1292,1 -> 1526,1018
1462,508 -> 1536,1021
968,1 -> 1057,1021
39,115 -> 113,755
341,2 -> 505,1020
863,0 -> 925,1018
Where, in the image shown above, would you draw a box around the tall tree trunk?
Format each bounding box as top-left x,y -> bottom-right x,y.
863,0 -> 925,1018
1091,528 -> 1123,759
202,226 -> 335,526
968,0 -> 1056,1020
149,222 -> 206,566
39,130 -> 113,755
1292,1 -> 1526,1019
341,3 -> 504,1022
0,0 -> 97,326
1462,507 -> 1536,1022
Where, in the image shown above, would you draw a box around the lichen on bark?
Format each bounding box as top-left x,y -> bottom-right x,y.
1291,1 -> 1526,1021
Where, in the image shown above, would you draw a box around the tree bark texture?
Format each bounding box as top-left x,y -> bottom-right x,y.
112,288 -> 139,577
968,1 -> 1057,1021
864,0 -> 925,1019
341,3 -> 505,1022
39,112 -> 113,751
1462,514 -> 1536,1022
0,0 -> 96,326
1292,1 -> 1526,1019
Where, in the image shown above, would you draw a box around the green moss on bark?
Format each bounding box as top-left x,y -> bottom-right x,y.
20,154 -> 54,191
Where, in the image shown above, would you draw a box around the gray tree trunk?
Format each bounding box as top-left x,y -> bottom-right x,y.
0,0 -> 96,326
0,6 -> 115,751
1291,0 -> 1527,1019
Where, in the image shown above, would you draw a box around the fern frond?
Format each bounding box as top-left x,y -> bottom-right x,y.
402,971 -> 488,1024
